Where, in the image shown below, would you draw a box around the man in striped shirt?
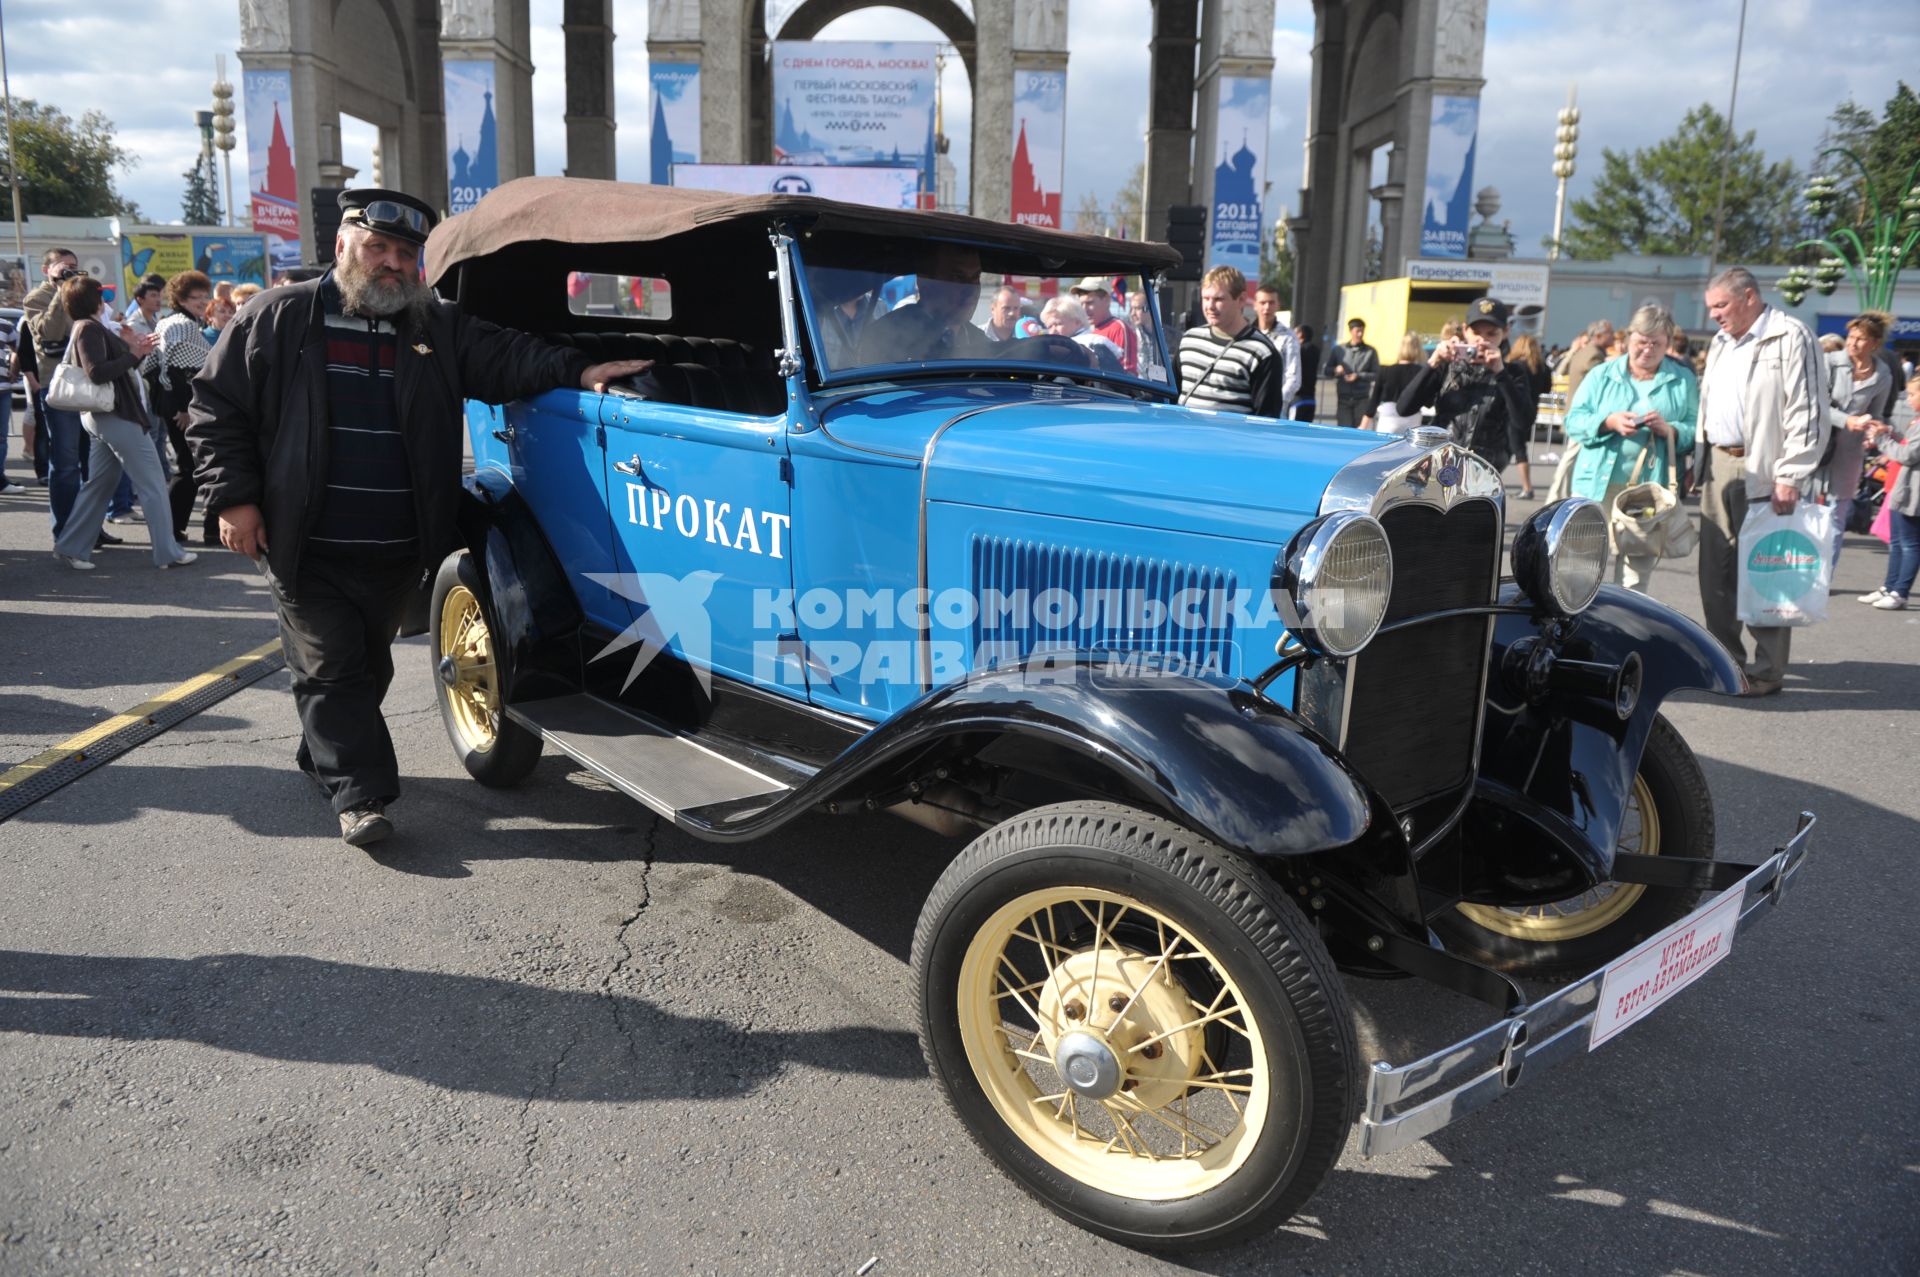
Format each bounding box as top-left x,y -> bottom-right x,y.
1175,266 -> 1292,417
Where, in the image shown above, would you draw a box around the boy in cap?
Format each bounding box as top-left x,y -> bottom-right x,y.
1394,296 -> 1537,480
188,188 -> 654,848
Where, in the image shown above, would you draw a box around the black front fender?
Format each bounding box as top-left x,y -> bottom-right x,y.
455,470 -> 588,703
697,658 -> 1377,860
1466,583 -> 1741,898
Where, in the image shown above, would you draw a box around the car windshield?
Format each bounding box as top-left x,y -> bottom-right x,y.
795,233 -> 1173,391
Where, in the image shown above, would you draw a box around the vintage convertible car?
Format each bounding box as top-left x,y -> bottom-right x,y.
420,178 -> 1812,1249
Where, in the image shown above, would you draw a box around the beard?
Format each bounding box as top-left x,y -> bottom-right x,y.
336,251 -> 434,329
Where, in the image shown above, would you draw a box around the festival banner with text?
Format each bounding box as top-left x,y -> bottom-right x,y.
121,232 -> 269,302
673,164 -> 918,208
1207,77 -> 1270,281
445,59 -> 500,215
650,63 -> 701,185
1420,95 -> 1480,259
1010,69 -> 1065,229
773,41 -> 937,205
243,69 -> 301,274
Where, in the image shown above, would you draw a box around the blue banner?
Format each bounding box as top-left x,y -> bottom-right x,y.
1208,76 -> 1270,282
649,63 -> 701,185
1420,95 -> 1479,259
445,59 -> 499,215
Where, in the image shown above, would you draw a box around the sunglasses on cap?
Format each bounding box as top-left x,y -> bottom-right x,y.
344,200 -> 432,237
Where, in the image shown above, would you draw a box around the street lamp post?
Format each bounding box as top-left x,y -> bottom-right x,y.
212,57 -> 237,227
1549,87 -> 1578,260
1777,150 -> 1920,311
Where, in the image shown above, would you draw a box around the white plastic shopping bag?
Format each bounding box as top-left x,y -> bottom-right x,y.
1736,502 -> 1836,627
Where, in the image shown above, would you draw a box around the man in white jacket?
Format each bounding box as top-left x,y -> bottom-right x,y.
1695,267 -> 1829,697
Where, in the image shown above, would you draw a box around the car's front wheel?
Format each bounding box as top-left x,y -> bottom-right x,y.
1436,713 -> 1716,983
912,802 -> 1356,1250
430,550 -> 542,787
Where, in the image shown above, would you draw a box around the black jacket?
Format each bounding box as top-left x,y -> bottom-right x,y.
187,277 -> 591,583
1396,357 -> 1537,468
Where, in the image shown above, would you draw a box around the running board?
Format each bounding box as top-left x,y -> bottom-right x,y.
506,693 -> 793,820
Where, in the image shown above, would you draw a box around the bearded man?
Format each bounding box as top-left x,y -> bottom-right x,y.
188,189 -> 651,847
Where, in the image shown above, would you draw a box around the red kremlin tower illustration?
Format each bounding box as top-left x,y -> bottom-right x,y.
1010,120 -> 1060,229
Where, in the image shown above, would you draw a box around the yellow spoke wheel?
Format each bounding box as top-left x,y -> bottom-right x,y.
438,583 -> 500,753
1457,772 -> 1660,941
956,886 -> 1269,1200
914,802 -> 1357,1248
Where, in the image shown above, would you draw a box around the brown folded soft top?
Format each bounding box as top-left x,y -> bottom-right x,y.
426,175 -> 1182,286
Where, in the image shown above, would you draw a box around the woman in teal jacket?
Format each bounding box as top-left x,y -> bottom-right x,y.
1563,304 -> 1698,592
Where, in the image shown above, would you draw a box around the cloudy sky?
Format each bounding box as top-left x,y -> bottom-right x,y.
6,0 -> 1918,255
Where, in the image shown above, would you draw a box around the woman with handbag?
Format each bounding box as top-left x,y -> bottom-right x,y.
1563,304 -> 1698,593
48,275 -> 198,571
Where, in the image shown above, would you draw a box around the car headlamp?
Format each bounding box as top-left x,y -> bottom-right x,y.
1276,511 -> 1394,657
1512,499 -> 1610,615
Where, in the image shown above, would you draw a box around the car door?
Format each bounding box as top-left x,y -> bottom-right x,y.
597,393 -> 801,697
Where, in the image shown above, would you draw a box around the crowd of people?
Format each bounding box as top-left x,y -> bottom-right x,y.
2,248 -> 317,569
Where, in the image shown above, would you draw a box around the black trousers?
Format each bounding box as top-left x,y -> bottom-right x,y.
163,421 -> 204,538
267,553 -> 424,815
1335,398 -> 1368,428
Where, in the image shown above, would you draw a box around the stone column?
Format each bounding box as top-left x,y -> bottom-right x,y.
563,0 -> 616,178
1289,0 -> 1344,327
1143,0 -> 1199,242
697,0 -> 746,162
969,0 -> 1016,220
1006,0 -> 1068,227
1392,0 -> 1486,272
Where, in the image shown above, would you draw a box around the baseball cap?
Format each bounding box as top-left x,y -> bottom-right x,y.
1466,296 -> 1512,328
1070,275 -> 1111,295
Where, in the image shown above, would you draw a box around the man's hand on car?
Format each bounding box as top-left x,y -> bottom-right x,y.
581,359 -> 655,393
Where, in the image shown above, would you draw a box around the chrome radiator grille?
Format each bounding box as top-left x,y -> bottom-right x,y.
1340,501 -> 1502,810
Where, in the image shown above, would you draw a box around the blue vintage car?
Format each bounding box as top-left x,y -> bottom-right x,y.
422,178 -> 1812,1249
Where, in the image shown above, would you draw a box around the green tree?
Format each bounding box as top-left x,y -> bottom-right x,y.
0,100 -> 141,219
1559,104 -> 1798,262
1830,83 -> 1920,234
1070,190 -> 1107,235
180,158 -> 221,225
1108,162 -> 1145,238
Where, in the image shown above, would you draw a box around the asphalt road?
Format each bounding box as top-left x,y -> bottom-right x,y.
1,440 -> 1916,1276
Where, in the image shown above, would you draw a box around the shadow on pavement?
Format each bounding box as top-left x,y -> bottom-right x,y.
0,948 -> 923,1100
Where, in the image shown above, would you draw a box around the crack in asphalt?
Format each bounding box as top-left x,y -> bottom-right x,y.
601,814 -> 662,1067
448,813 -> 660,1276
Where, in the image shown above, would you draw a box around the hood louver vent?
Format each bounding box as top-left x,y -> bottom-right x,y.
969,535 -> 1238,677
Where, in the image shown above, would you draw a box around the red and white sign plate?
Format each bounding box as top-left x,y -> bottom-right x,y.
1589,886 -> 1744,1049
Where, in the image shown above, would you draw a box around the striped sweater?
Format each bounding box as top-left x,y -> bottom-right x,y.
1176,324 -> 1287,416
307,287 -> 418,559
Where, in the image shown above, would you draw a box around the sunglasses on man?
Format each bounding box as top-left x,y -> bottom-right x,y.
52,267 -> 89,282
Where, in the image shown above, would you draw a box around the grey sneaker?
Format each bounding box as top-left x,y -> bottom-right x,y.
53,551 -> 95,571
158,551 -> 200,569
338,803 -> 393,847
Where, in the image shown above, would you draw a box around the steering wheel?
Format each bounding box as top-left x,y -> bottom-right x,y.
997,334 -> 1094,369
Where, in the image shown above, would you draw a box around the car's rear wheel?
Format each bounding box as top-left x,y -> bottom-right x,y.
1437,714 -> 1715,983
430,550 -> 542,787
912,802 -> 1356,1250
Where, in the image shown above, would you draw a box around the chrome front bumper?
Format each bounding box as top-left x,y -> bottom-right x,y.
1358,812 -> 1816,1159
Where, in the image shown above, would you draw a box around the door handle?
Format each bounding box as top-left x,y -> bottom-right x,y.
491,425 -> 515,444
613,454 -> 642,476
